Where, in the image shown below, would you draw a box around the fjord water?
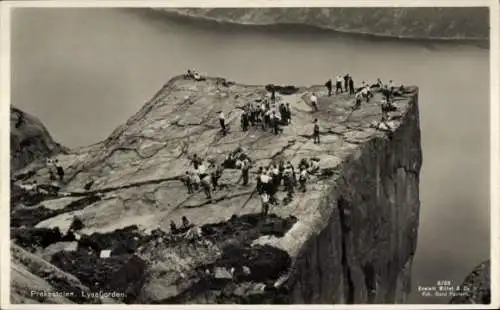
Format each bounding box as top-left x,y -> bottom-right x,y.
11,8 -> 490,303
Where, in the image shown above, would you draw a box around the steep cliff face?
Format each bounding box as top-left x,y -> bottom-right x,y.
10,106 -> 66,172
450,260 -> 491,304
11,75 -> 421,304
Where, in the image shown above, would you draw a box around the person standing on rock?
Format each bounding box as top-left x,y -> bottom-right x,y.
260,192 -> 270,216
325,79 -> 333,97
343,74 -> 350,93
241,111 -> 249,132
210,162 -> 223,191
219,111 -> 226,135
348,76 -> 355,96
183,171 -> 194,194
285,103 -> 292,124
336,75 -> 343,94
313,119 -> 320,144
46,159 -> 55,180
299,168 -> 308,193
271,112 -> 280,135
310,93 -> 318,112
271,87 -> 276,104
241,158 -> 250,186
54,159 -> 64,181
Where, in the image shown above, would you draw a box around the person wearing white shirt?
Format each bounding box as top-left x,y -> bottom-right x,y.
219,111 -> 226,135
310,93 -> 318,111
336,75 -> 343,94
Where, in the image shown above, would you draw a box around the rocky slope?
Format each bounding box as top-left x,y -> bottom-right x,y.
10,106 -> 67,172
11,75 -> 422,303
154,7 -> 489,41
449,260 -> 491,304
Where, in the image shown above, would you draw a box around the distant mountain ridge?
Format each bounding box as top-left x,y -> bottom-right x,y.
153,7 -> 489,41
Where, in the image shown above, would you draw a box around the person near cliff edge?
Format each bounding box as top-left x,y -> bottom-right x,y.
324,79 -> 333,97
335,75 -> 343,94
310,93 -> 318,112
219,111 -> 226,135
348,76 -> 355,96
313,119 -> 320,144
54,159 -> 64,181
299,168 -> 308,193
343,74 -> 350,93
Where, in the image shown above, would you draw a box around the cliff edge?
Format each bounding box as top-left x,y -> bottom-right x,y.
10,106 -> 67,172
450,260 -> 491,304
11,75 -> 422,304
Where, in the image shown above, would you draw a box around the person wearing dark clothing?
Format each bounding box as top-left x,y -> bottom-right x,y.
313,119 -> 320,144
54,160 -> 64,181
325,79 -> 333,97
271,88 -> 276,104
285,103 -> 292,124
241,112 -> 249,132
349,77 -> 355,96
170,220 -> 178,234
181,216 -> 191,229
191,154 -> 202,170
210,164 -> 223,191
272,112 -> 280,135
183,171 -> 193,194
279,103 -> 286,123
200,176 -> 212,199
343,74 -> 350,92
256,167 -> 264,194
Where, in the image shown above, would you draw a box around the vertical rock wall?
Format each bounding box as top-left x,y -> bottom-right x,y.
288,95 -> 422,303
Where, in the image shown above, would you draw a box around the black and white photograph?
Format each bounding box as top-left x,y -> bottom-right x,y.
1,0 -> 498,307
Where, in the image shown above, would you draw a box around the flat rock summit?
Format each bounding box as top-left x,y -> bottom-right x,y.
11,74 -> 423,304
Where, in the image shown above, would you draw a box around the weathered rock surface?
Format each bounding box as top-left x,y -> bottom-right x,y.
11,75 -> 422,304
10,106 -> 67,172
450,260 -> 490,304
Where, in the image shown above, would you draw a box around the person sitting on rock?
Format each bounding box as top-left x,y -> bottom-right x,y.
354,91 -> 363,110
313,119 -> 320,144
310,92 -> 318,111
308,158 -> 320,174
186,69 -> 194,79
193,70 -> 202,81
181,216 -> 191,229
170,220 -> 179,234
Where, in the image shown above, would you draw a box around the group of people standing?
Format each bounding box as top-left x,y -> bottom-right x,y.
325,74 -> 356,97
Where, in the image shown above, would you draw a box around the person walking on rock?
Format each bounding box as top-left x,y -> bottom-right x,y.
310,93 -> 318,112
325,79 -> 333,97
335,75 -> 343,94
313,119 -> 320,144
